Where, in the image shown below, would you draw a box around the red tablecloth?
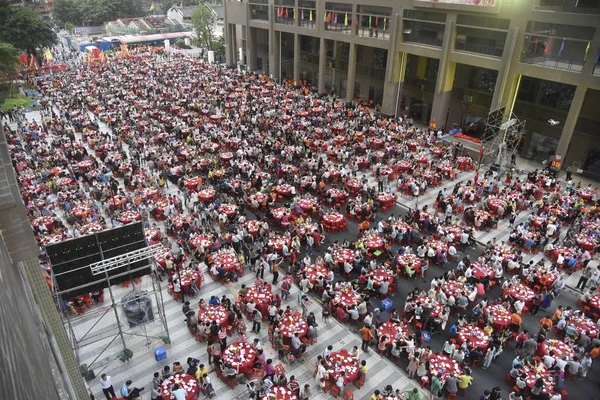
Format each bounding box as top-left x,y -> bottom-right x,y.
396,253 -> 422,275
198,188 -> 215,202
326,188 -> 347,203
505,284 -> 535,304
332,248 -> 355,265
411,297 -> 442,319
267,235 -> 292,253
211,252 -> 239,273
198,305 -> 228,327
71,206 -> 91,219
545,339 -> 575,359
81,222 -> 104,234
32,216 -> 55,229
326,350 -> 359,383
588,294 -> 600,313
190,235 -> 213,249
260,386 -> 298,400
275,184 -> 293,196
322,212 -> 345,226
523,365 -> 555,395
457,324 -> 490,350
243,220 -> 262,237
117,210 -> 141,224
218,203 -> 239,218
301,263 -> 329,284
575,234 -> 595,251
222,342 -> 257,373
160,374 -> 198,400
570,314 -> 599,338
245,285 -> 273,314
376,193 -> 396,207
428,354 -> 462,380
441,281 -> 464,298
272,207 -> 290,221
172,270 -> 201,293
377,321 -> 408,340
364,236 -> 385,252
296,197 -> 318,212
472,262 -> 495,281
110,195 -> 128,207
483,305 -> 511,330
278,313 -> 308,338
366,268 -> 394,286
333,288 -> 362,307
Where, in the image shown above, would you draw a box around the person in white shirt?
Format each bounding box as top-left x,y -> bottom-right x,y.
542,352 -> 556,368
514,299 -> 525,314
99,374 -> 116,399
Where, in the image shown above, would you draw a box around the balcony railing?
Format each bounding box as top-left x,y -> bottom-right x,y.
454,40 -> 504,58
324,12 -> 353,34
250,4 -> 269,20
451,87 -> 493,108
298,8 -> 316,28
404,77 -> 436,93
355,64 -> 386,80
520,54 -> 584,72
356,14 -> 391,40
275,7 -> 295,25
403,34 -> 443,48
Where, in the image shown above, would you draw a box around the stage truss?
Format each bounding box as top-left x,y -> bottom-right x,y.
480,106 -> 526,174
52,243 -> 170,377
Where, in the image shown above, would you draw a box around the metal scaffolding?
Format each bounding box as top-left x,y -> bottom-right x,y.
481,106 -> 526,174
52,243 -> 171,377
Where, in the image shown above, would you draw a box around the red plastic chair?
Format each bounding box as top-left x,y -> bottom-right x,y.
342,389 -> 354,400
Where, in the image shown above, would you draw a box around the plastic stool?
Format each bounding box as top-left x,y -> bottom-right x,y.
154,346 -> 167,361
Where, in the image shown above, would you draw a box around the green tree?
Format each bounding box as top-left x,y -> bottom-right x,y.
52,0 -> 85,26
211,35 -> 225,56
191,4 -> 216,49
0,42 -> 19,79
0,2 -> 57,55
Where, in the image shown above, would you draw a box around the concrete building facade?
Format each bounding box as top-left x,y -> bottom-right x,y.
223,0 -> 600,175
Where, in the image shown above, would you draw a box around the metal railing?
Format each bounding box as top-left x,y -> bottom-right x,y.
520,54 -> 584,72
298,8 -> 316,28
454,40 -> 504,58
403,34 -> 443,47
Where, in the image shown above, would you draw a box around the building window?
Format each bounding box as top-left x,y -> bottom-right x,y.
403,20 -> 445,47
324,2 -> 352,34
298,0 -> 316,28
455,26 -> 507,58
275,0 -> 296,25
249,4 -> 269,21
403,9 -> 446,23
356,5 -> 392,40
520,35 -> 590,72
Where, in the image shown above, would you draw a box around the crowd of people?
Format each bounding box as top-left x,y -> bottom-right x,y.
3,46 -> 600,400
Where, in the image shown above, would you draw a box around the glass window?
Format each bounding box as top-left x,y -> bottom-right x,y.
520,35 -> 588,72
403,20 -> 445,47
525,21 -> 595,41
403,9 -> 446,23
455,26 -> 506,58
516,76 -> 575,111
456,15 -> 509,30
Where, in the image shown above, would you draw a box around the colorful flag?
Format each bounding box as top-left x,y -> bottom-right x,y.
383,18 -> 386,31
309,10 -> 312,21
276,7 -> 280,17
533,38 -> 538,53
375,16 -> 379,27
584,41 -> 590,61
301,9 -> 304,20
149,2 -> 154,11
544,39 -> 551,54
369,15 -> 372,28
353,15 -> 359,27
557,38 -> 565,58
595,49 -> 600,64
285,8 -> 288,18
333,13 -> 337,24
344,13 -> 348,26
44,48 -> 53,62
326,12 -> 332,23
293,8 -> 295,19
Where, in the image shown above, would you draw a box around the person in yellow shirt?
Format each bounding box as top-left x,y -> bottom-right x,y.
369,390 -> 383,400
457,372 -> 473,389
195,363 -> 208,380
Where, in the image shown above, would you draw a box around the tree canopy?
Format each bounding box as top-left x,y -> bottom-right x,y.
191,4 -> 217,49
53,0 -> 145,27
0,1 -> 57,55
0,42 -> 19,78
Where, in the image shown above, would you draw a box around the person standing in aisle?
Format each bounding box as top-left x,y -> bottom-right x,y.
99,374 -> 116,400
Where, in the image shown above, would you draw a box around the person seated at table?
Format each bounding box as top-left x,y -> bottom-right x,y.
120,380 -> 143,400
222,363 -> 246,384
172,361 -> 184,374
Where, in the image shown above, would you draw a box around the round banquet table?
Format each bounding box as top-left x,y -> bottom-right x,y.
198,188 -> 215,203
545,339 -> 575,359
271,207 -> 290,221
277,313 -> 308,338
160,374 -> 198,400
32,216 -> 55,230
222,342 -> 257,375
523,365 -> 556,395
77,160 -> 94,171
243,220 -> 262,237
457,157 -> 474,170
267,235 -> 292,253
260,386 -> 298,400
377,321 -> 408,340
326,188 -> 347,203
172,269 -> 202,293
117,210 -> 141,224
456,324 -> 490,350
218,203 -> 239,218
504,283 -> 536,305
441,281 -> 464,298
197,305 -> 229,327
332,247 -> 355,265
483,304 -> 511,331
472,262 -> 495,281
81,222 -> 104,234
245,285 -> 273,316
296,197 -> 318,212
366,268 -> 394,286
333,288 -> 362,308
396,253 -> 423,275
301,263 -> 329,284
575,234 -> 596,251
364,236 -> 385,252
189,235 -> 213,250
377,193 -> 397,208
322,212 -> 346,228
411,297 -> 443,319
428,354 -> 462,380
71,206 -> 91,219
345,178 -> 362,192
211,252 -> 239,273
588,294 -> 600,313
275,184 -> 293,196
326,350 -> 359,383
569,314 -> 599,338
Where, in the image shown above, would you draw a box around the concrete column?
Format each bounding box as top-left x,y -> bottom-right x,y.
381,11 -> 402,116
247,26 -> 257,72
429,17 -> 455,128
224,0 -> 233,66
556,85 -> 587,158
491,27 -> 519,111
345,43 -> 357,102
318,37 -> 326,93
293,33 -> 300,83
269,29 -> 281,81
